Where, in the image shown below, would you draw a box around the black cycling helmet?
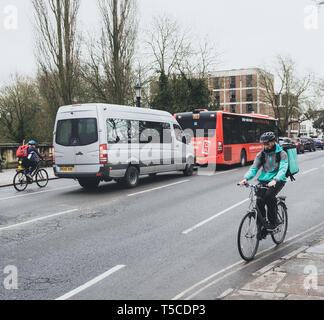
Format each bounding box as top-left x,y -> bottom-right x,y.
260,132 -> 276,143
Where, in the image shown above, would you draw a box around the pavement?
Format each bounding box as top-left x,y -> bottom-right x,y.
220,236 -> 324,300
0,168 -> 57,187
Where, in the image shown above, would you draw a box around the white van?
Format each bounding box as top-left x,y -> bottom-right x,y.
53,103 -> 195,189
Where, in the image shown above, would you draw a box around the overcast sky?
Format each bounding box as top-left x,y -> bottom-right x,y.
0,0 -> 323,86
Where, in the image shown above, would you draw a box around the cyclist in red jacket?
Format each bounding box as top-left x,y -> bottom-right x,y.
23,141 -> 43,180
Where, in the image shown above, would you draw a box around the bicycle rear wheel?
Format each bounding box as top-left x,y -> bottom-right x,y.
13,171 -> 28,192
36,169 -> 49,188
271,203 -> 288,245
238,210 -> 260,262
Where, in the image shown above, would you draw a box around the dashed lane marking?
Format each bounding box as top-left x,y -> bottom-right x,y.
0,209 -> 79,232
55,265 -> 126,300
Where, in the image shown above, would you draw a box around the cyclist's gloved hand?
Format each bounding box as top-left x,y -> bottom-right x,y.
268,180 -> 277,188
239,179 -> 248,187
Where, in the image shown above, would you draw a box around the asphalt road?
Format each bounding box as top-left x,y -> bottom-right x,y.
0,150 -> 323,300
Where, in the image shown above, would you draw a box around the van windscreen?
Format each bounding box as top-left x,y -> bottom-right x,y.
56,118 -> 98,146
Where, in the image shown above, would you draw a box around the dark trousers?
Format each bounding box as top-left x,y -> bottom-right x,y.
22,159 -> 37,175
257,181 -> 286,225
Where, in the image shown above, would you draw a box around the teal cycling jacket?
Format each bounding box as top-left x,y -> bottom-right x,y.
244,143 -> 289,183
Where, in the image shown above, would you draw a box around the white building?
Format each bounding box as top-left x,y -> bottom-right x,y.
299,120 -> 317,137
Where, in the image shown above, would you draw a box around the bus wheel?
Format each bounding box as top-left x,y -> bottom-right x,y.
240,150 -> 247,167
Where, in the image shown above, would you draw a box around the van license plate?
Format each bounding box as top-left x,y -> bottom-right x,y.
59,167 -> 74,172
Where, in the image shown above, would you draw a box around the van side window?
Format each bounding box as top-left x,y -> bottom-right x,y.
107,119 -> 129,144
162,123 -> 172,144
173,124 -> 183,142
129,120 -> 140,143
107,119 -> 173,144
139,121 -> 162,144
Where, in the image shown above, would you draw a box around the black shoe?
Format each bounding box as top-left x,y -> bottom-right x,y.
258,227 -> 268,240
264,222 -> 277,232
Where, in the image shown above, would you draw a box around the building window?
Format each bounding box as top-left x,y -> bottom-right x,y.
230,90 -> 236,103
246,75 -> 253,87
246,90 -> 253,102
213,77 -> 219,89
247,104 -> 254,114
230,76 -> 236,88
230,105 -> 236,113
214,92 -> 220,107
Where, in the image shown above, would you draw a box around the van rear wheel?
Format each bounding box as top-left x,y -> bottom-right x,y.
124,166 -> 139,188
78,178 -> 100,190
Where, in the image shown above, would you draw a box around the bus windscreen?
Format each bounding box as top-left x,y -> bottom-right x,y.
177,115 -> 216,138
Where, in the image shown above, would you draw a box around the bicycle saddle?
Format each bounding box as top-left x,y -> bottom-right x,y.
278,196 -> 287,201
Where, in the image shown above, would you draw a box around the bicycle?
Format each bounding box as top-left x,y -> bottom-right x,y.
237,183 -> 288,262
13,160 -> 49,192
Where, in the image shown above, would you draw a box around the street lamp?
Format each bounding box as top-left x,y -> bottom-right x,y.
135,84 -> 142,108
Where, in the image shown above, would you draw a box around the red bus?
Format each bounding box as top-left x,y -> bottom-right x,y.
175,110 -> 278,166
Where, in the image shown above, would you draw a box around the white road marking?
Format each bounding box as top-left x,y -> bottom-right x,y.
182,198 -> 249,235
302,168 -> 319,175
281,246 -> 309,260
0,209 -> 79,232
197,169 -> 239,176
56,265 -> 126,300
217,288 -> 234,299
173,220 -> 324,300
213,169 -> 239,175
0,185 -> 79,202
128,180 -> 190,197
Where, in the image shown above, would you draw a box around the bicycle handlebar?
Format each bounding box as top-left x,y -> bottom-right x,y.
237,183 -> 269,190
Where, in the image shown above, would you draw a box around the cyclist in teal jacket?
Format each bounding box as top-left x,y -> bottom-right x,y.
239,132 -> 288,231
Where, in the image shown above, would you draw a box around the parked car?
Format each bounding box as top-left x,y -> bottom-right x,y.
290,138 -> 305,154
279,137 -> 292,146
301,137 -> 316,152
53,103 -> 196,189
314,138 -> 324,150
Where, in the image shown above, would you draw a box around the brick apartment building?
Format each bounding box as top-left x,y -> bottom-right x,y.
207,68 -> 275,117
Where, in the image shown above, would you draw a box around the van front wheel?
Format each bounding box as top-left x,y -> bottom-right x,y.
78,178 -> 100,190
183,158 -> 195,177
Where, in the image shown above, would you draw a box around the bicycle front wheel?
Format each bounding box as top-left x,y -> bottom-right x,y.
13,171 -> 28,192
36,169 -> 49,188
238,211 -> 260,262
271,203 -> 288,245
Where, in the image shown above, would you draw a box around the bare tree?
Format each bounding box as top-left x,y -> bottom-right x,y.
0,76 -> 41,143
81,0 -> 137,105
33,0 -> 81,117
260,56 -> 313,135
145,15 -> 192,78
145,16 -> 218,79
